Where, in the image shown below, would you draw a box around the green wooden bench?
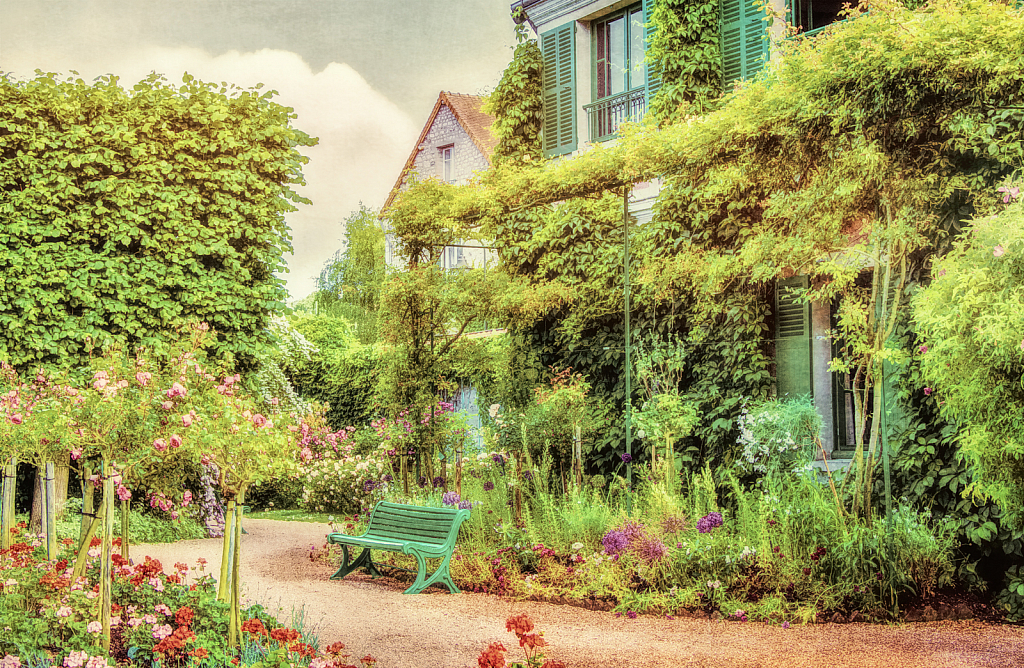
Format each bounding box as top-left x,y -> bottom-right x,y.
327,501 -> 469,595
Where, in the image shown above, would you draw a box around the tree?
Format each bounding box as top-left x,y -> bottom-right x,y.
914,196 -> 1024,527
315,204 -> 387,343
0,71 -> 317,371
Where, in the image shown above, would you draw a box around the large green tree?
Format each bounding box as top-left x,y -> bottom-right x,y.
315,204 -> 386,343
0,72 -> 316,370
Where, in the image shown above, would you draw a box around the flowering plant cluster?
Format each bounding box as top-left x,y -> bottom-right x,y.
476,615 -> 565,668
299,446 -> 390,514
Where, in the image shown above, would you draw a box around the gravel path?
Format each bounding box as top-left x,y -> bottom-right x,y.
135,519 -> 1024,668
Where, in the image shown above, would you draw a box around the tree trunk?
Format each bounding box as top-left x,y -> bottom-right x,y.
31,456 -> 71,530
54,459 -> 69,520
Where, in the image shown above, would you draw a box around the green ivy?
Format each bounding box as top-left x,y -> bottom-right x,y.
485,31 -> 544,168
0,72 -> 316,370
647,0 -> 724,119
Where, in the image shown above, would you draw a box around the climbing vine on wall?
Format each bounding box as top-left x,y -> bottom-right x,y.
485,20 -> 544,168
647,0 -> 724,119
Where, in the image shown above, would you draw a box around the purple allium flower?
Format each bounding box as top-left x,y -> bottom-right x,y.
483,481 -> 495,492
417,476 -> 427,489
458,500 -> 473,510
626,610 -> 638,619
620,452 -> 633,463
492,454 -> 505,465
602,529 -> 629,556
432,476 -> 445,489
660,515 -> 686,534
635,537 -> 667,563
442,491 -> 460,506
696,512 -> 723,534
363,479 -> 377,492
523,470 -> 533,481
782,621 -> 790,629
382,474 -> 393,483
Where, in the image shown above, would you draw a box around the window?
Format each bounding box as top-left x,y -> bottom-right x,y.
775,273 -> 909,455
789,0 -> 846,36
594,5 -> 645,100
722,0 -> 849,86
439,145 -> 454,183
540,0 -> 659,154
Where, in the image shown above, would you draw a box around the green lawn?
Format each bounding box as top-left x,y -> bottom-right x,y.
246,508 -> 337,524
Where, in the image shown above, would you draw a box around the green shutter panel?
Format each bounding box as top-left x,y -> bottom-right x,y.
720,0 -> 768,85
642,0 -> 662,100
541,21 -> 577,158
776,276 -> 812,398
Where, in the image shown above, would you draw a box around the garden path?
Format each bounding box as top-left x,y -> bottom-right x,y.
136,519 -> 1024,668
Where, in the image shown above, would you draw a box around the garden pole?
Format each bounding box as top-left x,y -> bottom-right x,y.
121,498 -> 130,560
45,461 -> 57,560
623,186 -> 633,516
1,457 -> 15,550
38,464 -> 48,555
80,464 -> 94,548
101,460 -> 114,652
218,496 -> 236,602
229,490 -> 244,648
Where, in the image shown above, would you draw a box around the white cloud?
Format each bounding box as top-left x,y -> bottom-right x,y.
2,47 -> 419,300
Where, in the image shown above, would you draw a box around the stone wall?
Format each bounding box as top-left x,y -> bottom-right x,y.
411,104 -> 490,185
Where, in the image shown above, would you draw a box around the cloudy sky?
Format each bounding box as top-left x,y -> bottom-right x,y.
0,0 -> 516,300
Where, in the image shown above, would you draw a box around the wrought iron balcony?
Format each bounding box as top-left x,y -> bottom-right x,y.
583,88 -> 647,143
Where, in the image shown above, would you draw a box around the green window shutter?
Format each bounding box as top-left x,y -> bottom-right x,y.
720,0 -> 768,85
642,0 -> 662,100
541,21 -> 577,158
775,276 -> 812,398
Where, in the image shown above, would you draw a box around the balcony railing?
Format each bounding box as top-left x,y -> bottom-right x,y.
583,88 -> 646,143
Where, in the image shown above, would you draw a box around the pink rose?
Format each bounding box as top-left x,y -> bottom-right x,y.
135,371 -> 151,387
252,414 -> 267,428
8,414 -> 21,426
169,434 -> 182,449
182,490 -> 193,507
70,448 -> 83,461
116,485 -> 131,502
182,413 -> 193,428
153,439 -> 167,452
994,245 -> 1006,257
165,382 -> 187,398
161,401 -> 174,410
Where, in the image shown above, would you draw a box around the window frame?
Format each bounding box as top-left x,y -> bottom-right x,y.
439,144 -> 454,184
590,3 -> 647,105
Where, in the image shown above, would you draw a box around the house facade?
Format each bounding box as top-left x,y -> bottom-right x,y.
382,91 -> 499,272
381,91 -> 505,447
510,0 -> 874,459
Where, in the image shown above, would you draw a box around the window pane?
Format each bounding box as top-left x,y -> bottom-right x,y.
608,15 -> 625,96
597,21 -> 608,98
629,9 -> 644,90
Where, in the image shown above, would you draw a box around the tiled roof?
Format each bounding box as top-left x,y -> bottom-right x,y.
382,91 -> 498,212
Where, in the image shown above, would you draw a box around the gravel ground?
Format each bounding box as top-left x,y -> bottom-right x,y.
135,519 -> 1024,668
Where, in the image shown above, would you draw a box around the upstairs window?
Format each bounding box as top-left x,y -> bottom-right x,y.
594,5 -> 645,100
440,145 -> 454,183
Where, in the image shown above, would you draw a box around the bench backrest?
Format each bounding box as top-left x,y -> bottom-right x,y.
365,501 -> 468,546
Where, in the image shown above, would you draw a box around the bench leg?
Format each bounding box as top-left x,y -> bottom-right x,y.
330,545 -> 383,580
403,550 -> 459,595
